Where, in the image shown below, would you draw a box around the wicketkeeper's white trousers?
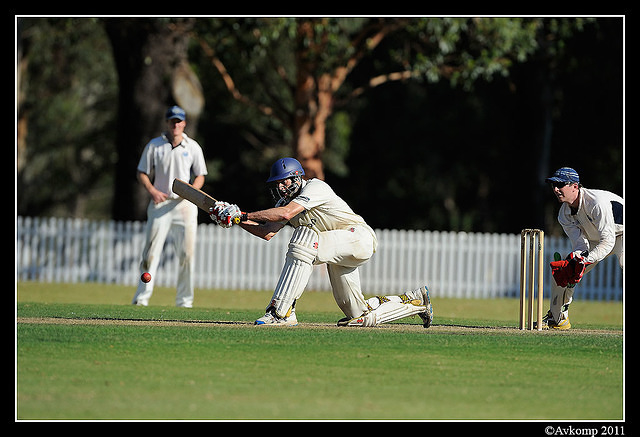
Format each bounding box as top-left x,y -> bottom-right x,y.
132,198 -> 198,307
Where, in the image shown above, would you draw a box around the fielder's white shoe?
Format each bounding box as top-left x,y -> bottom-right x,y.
254,308 -> 298,326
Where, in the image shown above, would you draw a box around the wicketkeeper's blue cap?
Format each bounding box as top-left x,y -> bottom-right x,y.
545,167 -> 580,184
166,105 -> 186,121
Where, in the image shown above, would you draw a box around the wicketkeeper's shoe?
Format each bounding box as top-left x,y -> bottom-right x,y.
533,310 -> 552,330
254,308 -> 298,326
533,312 -> 571,330
548,317 -> 571,330
404,285 -> 434,328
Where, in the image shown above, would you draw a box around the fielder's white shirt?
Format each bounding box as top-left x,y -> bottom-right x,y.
557,187 -> 623,264
137,133 -> 208,199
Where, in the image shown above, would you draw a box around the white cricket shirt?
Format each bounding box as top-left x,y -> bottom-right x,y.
288,179 -> 378,248
137,133 -> 208,199
557,187 -> 623,264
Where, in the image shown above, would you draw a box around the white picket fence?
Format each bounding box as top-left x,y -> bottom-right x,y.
15,216 -> 623,301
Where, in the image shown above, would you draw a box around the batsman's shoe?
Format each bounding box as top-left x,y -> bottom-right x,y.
418,286 -> 434,328
254,308 -> 298,326
403,285 -> 434,328
336,316 -> 352,327
337,314 -> 373,327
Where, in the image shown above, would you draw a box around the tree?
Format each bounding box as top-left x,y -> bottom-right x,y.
104,18 -> 203,221
17,17 -> 617,232
193,17 -> 544,180
17,18 -> 118,218
339,18 -> 616,233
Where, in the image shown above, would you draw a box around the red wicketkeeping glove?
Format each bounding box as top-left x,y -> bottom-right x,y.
550,252 -> 590,287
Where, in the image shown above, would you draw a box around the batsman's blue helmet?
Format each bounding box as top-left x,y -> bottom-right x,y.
267,158 -> 306,202
267,158 -> 305,183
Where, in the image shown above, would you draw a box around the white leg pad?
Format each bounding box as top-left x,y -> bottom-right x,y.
550,282 -> 574,323
269,226 -> 318,318
345,300 -> 427,327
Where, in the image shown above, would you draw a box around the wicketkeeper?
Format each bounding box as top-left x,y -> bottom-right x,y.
543,167 -> 623,329
209,157 -> 433,327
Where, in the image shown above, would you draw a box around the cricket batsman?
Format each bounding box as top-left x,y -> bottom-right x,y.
209,157 -> 434,327
543,167 -> 623,329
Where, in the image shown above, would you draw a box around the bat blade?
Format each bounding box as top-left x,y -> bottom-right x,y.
172,179 -> 218,212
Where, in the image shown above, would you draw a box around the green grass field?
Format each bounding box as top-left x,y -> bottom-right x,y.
16,282 -> 624,421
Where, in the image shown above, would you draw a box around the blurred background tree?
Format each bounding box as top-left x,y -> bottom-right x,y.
17,18 -> 118,218
192,18 -> 541,180
103,17 -> 202,220
16,17 -> 623,235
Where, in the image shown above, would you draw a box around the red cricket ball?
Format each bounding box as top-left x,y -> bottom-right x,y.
141,272 -> 152,283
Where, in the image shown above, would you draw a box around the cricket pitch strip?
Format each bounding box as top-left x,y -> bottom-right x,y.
16,317 -> 620,336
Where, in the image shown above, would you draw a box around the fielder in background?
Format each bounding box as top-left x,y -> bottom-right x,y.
131,106 -> 208,307
544,167 -> 623,329
210,157 -> 433,327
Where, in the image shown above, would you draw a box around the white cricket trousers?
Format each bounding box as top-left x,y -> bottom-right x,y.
316,225 -> 377,318
131,198 -> 198,307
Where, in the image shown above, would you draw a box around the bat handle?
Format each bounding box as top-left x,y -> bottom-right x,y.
235,212 -> 248,224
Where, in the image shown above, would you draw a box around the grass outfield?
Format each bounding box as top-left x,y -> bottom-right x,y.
16,282 -> 624,421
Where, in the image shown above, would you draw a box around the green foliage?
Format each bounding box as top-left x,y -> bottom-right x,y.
192,17 -> 545,176
18,18 -> 118,218
17,17 -> 621,233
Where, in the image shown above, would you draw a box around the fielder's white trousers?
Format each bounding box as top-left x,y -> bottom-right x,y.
550,234 -> 624,322
132,198 -> 198,307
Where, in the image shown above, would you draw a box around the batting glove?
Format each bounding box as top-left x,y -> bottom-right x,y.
211,202 -> 243,228
220,203 -> 243,227
209,201 -> 230,226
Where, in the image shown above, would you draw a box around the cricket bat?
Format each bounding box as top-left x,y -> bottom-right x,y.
172,178 -> 219,212
172,179 -> 243,225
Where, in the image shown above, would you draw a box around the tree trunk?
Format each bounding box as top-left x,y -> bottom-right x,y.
292,73 -> 332,181
103,18 -> 195,221
292,22 -> 333,181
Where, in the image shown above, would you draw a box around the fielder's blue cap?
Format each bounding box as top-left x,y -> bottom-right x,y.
545,167 -> 580,184
166,105 -> 186,121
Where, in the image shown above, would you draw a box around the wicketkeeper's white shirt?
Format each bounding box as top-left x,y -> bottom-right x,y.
137,133 -> 208,198
557,187 -> 623,264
